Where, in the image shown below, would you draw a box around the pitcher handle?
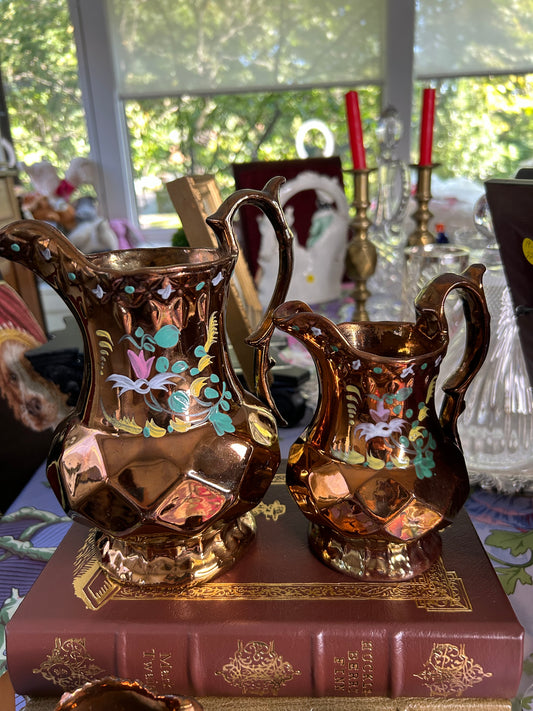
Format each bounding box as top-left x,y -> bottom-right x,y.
206,177 -> 294,420
414,264 -> 490,445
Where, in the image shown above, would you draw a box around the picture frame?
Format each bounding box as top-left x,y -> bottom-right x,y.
166,175 -> 263,390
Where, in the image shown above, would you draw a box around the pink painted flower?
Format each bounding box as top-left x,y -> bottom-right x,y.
369,398 -> 390,423
127,350 -> 154,380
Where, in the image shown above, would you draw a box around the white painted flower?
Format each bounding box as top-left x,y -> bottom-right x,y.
157,283 -> 174,299
401,364 -> 415,379
354,418 -> 407,441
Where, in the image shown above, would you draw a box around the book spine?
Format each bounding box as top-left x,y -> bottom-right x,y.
7,619 -> 522,698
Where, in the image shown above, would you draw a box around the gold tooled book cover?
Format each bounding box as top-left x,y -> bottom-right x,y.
6,476 -> 524,700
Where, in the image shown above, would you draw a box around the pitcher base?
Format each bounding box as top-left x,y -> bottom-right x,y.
308,523 -> 442,581
95,513 -> 256,586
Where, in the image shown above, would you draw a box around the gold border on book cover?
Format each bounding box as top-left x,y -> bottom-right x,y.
73,530 -> 471,613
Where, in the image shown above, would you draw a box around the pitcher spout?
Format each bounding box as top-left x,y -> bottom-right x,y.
273,300 -> 349,359
0,219 -> 90,289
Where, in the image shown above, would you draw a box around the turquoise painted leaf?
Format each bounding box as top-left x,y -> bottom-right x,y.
168,390 -> 190,413
156,356 -> 170,373
135,327 -> 144,338
154,324 -> 180,348
171,360 -> 188,374
204,387 -> 219,399
395,387 -> 412,402
209,409 -> 235,436
194,345 -> 207,357
413,448 -> 435,479
219,399 -> 230,411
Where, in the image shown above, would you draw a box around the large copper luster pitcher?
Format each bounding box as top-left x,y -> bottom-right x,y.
273,266 -> 490,581
0,178 -> 293,585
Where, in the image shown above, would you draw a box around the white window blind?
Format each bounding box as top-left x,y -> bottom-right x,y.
415,0 -> 533,78
106,0 -> 386,98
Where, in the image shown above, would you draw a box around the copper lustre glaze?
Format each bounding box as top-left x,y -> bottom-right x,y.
273,265 -> 490,580
0,178 -> 293,585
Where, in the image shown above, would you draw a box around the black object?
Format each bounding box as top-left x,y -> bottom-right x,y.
515,168 -> 533,180
484,177 -> 533,389
269,364 -> 310,428
25,348 -> 83,407
25,317 -> 84,406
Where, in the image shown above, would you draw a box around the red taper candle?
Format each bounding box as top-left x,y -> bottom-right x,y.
345,91 -> 367,169
419,88 -> 436,166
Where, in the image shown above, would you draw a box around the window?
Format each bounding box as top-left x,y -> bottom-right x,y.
2,0 -> 533,234
126,87 -> 381,230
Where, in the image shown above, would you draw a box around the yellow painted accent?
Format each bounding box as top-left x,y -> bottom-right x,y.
96,329 -> 113,342
103,412 -> 143,434
190,377 -> 208,397
204,312 -> 219,352
523,237 -> 533,265
391,454 -> 410,468
418,403 -> 430,421
169,418 -> 192,433
332,449 -> 365,464
249,411 -> 275,446
425,375 -> 438,404
198,354 -> 214,372
367,453 -> 386,470
409,425 -> 425,442
144,419 -> 167,437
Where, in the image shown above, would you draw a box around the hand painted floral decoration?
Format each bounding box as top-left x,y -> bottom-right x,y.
104,313 -> 235,438
332,365 -> 438,480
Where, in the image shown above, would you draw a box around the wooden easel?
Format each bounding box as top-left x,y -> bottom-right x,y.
166,175 -> 263,390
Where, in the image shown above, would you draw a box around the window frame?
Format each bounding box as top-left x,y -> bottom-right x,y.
68,0 -> 416,233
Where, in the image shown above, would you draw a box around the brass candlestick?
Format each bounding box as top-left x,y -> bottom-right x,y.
345,168 -> 377,321
407,163 -> 440,246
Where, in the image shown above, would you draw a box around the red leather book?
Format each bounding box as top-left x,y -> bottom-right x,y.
6,479 -> 524,700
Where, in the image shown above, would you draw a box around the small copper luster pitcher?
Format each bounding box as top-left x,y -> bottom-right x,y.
0,177 -> 293,586
273,265 -> 490,581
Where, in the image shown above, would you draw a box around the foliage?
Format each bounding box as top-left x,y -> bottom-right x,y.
126,87 -> 381,201
1,0 -> 533,215
0,0 -> 89,184
485,528 -> 533,595
420,75 -> 533,182
107,0 -> 384,95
